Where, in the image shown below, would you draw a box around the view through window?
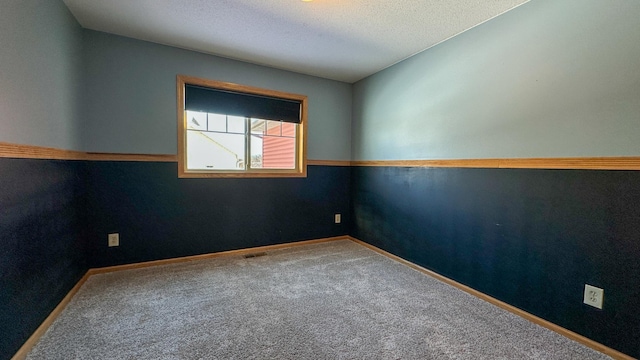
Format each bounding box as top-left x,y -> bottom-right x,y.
177,76 -> 307,178
185,112 -> 297,170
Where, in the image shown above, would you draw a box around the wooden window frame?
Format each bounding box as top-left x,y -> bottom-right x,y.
177,75 -> 307,178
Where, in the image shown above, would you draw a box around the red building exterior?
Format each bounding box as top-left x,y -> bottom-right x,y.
262,122 -> 296,169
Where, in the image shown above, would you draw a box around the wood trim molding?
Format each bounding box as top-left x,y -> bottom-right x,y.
0,142 -> 176,162
0,142 -> 347,167
347,236 -> 635,360
89,236 -> 347,275
176,75 -> 308,179
308,160 -> 351,166
83,152 -> 177,162
11,272 -> 90,360
4,142 -> 640,170
351,157 -> 640,170
0,142 -> 87,161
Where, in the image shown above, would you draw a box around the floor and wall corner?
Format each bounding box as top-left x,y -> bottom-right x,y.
1,0 -> 639,359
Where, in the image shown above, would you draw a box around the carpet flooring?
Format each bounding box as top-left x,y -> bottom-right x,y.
27,240 -> 611,359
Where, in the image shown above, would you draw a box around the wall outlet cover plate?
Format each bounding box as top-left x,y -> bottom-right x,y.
108,233 -> 119,247
583,284 -> 604,309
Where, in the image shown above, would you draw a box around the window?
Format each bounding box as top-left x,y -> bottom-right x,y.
177,75 -> 307,178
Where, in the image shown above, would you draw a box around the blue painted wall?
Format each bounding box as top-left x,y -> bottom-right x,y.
0,159 -> 87,359
352,0 -> 640,160
1,2 -> 352,359
0,1 -> 86,358
351,166 -> 640,357
80,30 -> 352,161
351,0 -> 640,357
76,30 -> 353,270
85,163 -> 349,268
0,0 -> 82,150
3,0 -> 640,358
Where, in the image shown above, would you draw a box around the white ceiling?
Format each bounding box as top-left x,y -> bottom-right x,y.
63,0 -> 529,83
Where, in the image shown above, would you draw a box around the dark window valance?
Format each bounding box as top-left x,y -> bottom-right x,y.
185,84 -> 301,123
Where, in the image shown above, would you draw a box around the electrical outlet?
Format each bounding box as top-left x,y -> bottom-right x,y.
108,233 -> 119,247
583,284 -> 603,309
334,213 -> 341,224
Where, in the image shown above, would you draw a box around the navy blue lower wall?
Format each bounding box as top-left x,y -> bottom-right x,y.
1,159 -> 348,358
85,162 -> 350,267
351,166 -> 640,358
5,159 -> 638,358
0,158 -> 87,360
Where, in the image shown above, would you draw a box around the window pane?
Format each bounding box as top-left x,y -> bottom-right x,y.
179,76 -> 306,177
281,122 -> 296,137
250,119 -> 266,135
186,130 -> 245,170
186,111 -> 206,131
227,115 -> 245,134
260,136 -> 295,169
266,120 -> 281,136
250,134 -> 263,168
207,113 -> 226,132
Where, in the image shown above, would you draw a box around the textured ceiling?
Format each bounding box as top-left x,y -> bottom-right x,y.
63,0 -> 529,83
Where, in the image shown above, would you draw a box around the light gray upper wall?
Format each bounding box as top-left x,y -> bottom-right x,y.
0,0 -> 82,149
352,0 -> 640,161
80,31 -> 352,160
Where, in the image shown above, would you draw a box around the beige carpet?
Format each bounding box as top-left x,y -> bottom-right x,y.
27,240 -> 610,359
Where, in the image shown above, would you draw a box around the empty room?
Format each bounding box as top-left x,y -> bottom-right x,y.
1,0 -> 639,359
